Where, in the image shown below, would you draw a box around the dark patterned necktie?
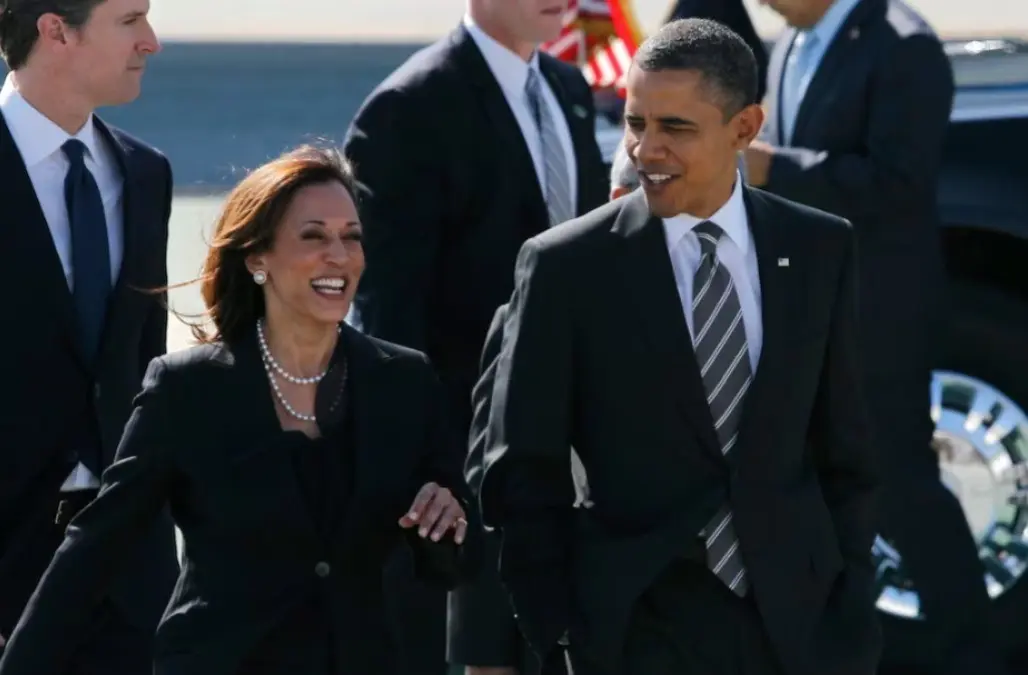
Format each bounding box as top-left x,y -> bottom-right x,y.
63,139 -> 111,361
691,220 -> 751,595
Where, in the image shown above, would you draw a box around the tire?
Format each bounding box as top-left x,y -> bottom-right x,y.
877,281 -> 1028,671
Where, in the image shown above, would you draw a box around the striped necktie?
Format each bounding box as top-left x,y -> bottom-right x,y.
525,68 -> 573,227
692,220 -> 751,595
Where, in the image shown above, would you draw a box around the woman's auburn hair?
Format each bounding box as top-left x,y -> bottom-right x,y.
185,144 -> 360,345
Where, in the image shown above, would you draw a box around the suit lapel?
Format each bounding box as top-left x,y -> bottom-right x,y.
342,324 -> 392,497
731,188 -> 790,466
226,334 -> 322,551
0,112 -> 87,368
337,325 -> 407,548
92,119 -> 145,368
789,0 -> 879,145
539,57 -> 592,216
612,192 -> 723,462
452,26 -> 548,226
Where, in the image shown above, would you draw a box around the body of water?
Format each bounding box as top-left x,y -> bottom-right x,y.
12,42 -> 430,351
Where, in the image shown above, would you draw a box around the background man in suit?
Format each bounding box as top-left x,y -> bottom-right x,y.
0,0 -> 178,671
743,2 -> 1007,673
343,1 -> 608,673
478,18 -> 881,675
670,0 -> 768,101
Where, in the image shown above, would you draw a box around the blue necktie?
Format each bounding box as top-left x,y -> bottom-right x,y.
63,139 -> 111,361
781,32 -> 819,145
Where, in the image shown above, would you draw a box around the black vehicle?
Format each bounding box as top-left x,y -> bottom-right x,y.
596,34 -> 1028,668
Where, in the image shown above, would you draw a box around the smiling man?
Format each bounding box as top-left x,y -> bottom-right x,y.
0,0 -> 176,674
478,18 -> 881,675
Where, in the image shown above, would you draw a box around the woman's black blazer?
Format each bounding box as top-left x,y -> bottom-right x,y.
0,323 -> 483,675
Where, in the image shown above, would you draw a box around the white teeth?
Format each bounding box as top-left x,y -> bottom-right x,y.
645,173 -> 672,183
311,277 -> 347,292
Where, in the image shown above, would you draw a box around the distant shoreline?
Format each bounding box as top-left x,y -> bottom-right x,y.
158,28 -> 1027,44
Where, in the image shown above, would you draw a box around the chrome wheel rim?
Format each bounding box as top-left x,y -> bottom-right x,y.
873,370 -> 1028,618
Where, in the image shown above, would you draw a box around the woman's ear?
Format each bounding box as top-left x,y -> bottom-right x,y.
244,254 -> 265,276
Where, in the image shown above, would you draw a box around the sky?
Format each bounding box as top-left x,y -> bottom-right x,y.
149,0 -> 1027,42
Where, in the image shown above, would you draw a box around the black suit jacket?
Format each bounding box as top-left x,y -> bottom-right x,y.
479,188 -> 882,675
344,23 -> 608,668
761,0 -> 954,365
0,113 -> 177,633
0,325 -> 483,675
343,23 -> 608,435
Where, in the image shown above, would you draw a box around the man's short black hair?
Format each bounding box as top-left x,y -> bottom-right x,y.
0,0 -> 105,70
633,18 -> 759,120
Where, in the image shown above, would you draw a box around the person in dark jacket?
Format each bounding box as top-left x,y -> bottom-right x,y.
0,145 -> 482,675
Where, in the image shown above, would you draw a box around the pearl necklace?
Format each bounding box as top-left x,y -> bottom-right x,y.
256,320 -> 340,422
257,319 -> 331,384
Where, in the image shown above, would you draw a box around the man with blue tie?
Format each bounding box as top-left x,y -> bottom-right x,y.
0,0 -> 178,672
743,1 -> 1009,674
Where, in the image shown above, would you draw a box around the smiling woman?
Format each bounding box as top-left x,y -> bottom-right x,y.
190,144 -> 363,347
0,143 -> 482,675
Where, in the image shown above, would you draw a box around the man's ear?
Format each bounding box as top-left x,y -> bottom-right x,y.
732,103 -> 765,151
37,13 -> 69,48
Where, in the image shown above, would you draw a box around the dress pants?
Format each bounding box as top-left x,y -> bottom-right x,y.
574,559 -> 784,675
0,489 -> 152,675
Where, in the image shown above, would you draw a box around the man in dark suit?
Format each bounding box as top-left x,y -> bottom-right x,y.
0,0 -> 178,671
344,0 -> 608,672
478,18 -> 881,675
743,2 -> 1006,673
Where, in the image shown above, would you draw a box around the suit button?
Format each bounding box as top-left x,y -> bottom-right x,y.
314,561 -> 331,578
94,383 -> 101,399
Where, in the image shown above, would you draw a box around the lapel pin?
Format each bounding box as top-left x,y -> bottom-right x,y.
778,257 -> 790,267
572,104 -> 588,119
849,27 -> 860,40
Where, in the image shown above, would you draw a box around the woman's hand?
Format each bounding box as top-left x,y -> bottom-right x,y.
398,482 -> 468,545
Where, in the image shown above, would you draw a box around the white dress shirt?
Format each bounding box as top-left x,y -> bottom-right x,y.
1,74 -> 125,491
463,14 -> 578,213
663,175 -> 763,370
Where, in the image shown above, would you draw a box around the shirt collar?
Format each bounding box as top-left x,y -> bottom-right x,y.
803,0 -> 863,48
463,14 -> 541,101
0,73 -> 101,167
662,173 -> 750,254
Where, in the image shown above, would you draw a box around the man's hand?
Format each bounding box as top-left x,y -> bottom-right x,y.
398,482 -> 468,544
465,668 -> 518,675
743,139 -> 776,186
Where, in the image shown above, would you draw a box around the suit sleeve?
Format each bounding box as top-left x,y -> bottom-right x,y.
479,239 -> 577,661
139,157 -> 172,375
447,305 -> 525,667
808,224 -> 881,667
764,34 -> 954,223
0,359 -> 176,675
406,359 -> 484,589
343,87 -> 445,351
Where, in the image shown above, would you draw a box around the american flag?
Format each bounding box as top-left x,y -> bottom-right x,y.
541,0 -> 640,92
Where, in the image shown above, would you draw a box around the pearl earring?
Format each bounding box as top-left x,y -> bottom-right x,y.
253,270 -> 267,285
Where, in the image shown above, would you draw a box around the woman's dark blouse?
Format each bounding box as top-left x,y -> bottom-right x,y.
237,344 -> 354,674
